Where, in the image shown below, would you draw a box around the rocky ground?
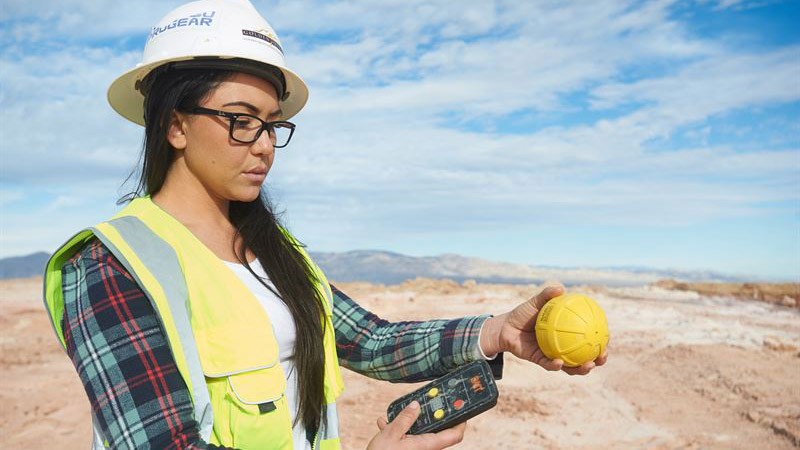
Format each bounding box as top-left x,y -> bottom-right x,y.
652,279 -> 799,309
2,277 -> 798,449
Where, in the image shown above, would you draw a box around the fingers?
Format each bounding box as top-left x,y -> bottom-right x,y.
595,350 -> 608,367
559,349 -> 608,375
370,402 -> 466,450
562,360 -> 595,376
516,333 -> 561,371
430,422 -> 467,448
383,401 -> 421,439
542,280 -> 567,291
509,285 -> 567,331
531,348 -> 563,371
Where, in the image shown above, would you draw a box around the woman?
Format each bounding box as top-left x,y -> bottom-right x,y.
43,1 -> 606,449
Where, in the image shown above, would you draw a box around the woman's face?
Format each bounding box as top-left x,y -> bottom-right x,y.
169,72 -> 281,204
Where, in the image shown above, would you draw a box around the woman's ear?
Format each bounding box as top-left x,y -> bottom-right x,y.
166,111 -> 188,150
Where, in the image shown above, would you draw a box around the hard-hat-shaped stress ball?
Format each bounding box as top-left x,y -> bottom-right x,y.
535,293 -> 609,367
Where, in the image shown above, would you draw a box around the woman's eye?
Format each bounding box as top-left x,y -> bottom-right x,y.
233,117 -> 258,129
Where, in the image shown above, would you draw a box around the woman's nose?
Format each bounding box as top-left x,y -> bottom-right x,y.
251,129 -> 275,155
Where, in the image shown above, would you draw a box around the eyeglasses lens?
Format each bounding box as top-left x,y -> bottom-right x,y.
231,117 -> 292,147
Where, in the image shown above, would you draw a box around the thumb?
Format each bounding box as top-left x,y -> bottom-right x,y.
508,285 -> 565,330
532,284 -> 565,310
385,401 -> 421,439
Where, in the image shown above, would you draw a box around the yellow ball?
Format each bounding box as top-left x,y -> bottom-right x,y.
535,293 -> 609,367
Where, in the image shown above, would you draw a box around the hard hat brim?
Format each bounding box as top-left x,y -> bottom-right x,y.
107,56 -> 309,126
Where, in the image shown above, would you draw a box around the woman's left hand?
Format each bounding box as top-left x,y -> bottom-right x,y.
367,401 -> 466,450
479,285 -> 608,375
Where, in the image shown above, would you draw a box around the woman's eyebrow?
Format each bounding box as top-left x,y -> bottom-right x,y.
222,101 -> 282,118
222,101 -> 260,113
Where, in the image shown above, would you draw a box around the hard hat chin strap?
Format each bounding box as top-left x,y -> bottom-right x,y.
138,57 -> 289,101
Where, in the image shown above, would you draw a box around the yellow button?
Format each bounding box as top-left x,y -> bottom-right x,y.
434,409 -> 445,420
428,387 -> 439,398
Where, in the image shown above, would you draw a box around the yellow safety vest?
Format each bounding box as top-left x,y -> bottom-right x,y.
43,197 -> 345,450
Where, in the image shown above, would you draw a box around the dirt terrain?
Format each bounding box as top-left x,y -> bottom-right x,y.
1,277 -> 798,449
652,279 -> 799,308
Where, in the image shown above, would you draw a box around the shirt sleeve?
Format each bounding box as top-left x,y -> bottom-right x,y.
331,284 -> 504,382
60,238 -> 234,450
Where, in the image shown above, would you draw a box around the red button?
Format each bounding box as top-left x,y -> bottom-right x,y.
453,399 -> 464,410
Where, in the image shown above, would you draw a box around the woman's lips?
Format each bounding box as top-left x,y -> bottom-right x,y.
243,167 -> 267,182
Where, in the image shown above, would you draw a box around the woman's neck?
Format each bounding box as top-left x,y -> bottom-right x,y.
153,186 -> 230,231
151,164 -> 245,262
153,160 -> 229,221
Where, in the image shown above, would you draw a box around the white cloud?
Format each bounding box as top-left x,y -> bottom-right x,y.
0,1 -> 186,41
0,189 -> 25,207
1,45 -> 143,185
590,47 -> 800,112
0,183 -> 124,257
709,0 -> 777,11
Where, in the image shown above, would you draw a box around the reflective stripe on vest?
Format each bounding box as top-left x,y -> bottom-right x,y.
43,198 -> 344,450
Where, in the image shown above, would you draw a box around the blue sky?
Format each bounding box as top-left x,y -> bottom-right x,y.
1,0 -> 798,280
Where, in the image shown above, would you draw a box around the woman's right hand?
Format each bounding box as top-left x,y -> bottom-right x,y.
366,401 -> 466,450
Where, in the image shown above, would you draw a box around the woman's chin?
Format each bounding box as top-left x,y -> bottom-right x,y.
229,188 -> 262,203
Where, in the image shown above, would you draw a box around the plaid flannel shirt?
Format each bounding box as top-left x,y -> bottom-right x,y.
59,238 -> 501,449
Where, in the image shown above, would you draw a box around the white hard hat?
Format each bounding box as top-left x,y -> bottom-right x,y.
107,0 -> 308,125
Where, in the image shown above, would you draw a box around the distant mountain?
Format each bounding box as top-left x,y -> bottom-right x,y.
0,249 -> 748,286
0,252 -> 49,279
309,250 -> 538,285
308,250 -> 748,287
590,265 -> 745,283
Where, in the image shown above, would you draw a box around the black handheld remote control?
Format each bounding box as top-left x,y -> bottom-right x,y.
386,360 -> 499,435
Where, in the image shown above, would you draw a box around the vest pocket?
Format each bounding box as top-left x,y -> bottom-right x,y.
227,365 -> 287,405
225,369 -> 292,449
206,366 -> 293,449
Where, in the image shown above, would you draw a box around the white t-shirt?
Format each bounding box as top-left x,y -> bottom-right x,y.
223,259 -> 312,450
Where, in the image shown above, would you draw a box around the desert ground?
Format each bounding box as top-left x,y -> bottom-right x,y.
1,276 -> 798,449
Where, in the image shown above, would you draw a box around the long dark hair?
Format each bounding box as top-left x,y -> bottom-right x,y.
125,66 -> 327,433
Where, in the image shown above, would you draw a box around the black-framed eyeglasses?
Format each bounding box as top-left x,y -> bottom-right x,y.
187,106 -> 296,148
